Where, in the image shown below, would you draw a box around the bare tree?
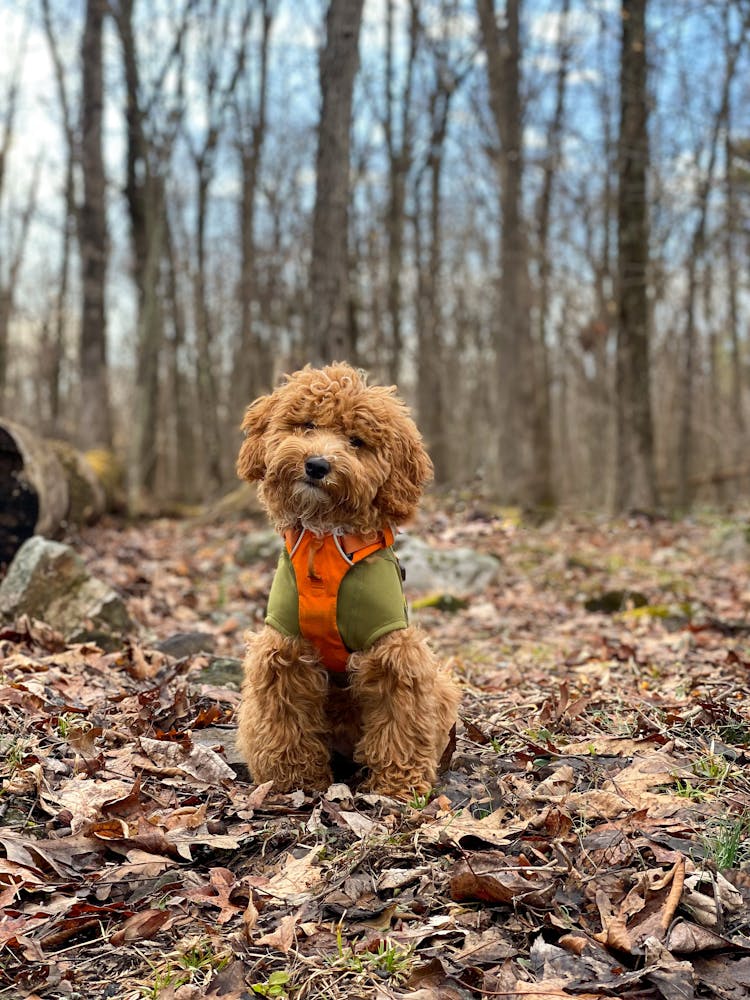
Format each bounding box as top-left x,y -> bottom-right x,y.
532,0 -> 572,510
675,5 -> 747,508
78,0 -> 113,449
383,0 -> 420,384
0,28 -> 40,412
307,0 -> 365,364
413,70 -> 451,483
476,0 -> 538,505
613,0 -> 657,512
40,0 -> 78,430
232,0 -> 275,416
111,0 -> 189,501
413,2 -> 472,484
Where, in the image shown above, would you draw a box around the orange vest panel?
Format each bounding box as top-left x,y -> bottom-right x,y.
284,528 -> 395,672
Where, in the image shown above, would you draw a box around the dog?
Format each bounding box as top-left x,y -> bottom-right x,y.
235,363 -> 459,799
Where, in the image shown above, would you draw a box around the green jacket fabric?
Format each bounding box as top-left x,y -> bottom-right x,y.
265,545 -> 408,658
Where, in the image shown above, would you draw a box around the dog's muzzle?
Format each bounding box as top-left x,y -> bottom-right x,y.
304,456 -> 331,482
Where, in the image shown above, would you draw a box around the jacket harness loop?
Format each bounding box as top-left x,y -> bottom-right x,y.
282,526 -> 396,672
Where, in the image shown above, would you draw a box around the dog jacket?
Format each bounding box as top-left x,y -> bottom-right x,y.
265,527 -> 408,672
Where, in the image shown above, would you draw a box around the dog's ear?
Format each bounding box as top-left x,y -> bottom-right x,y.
376,417 -> 434,523
237,393 -> 276,481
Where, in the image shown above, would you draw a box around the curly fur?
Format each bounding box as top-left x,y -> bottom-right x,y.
235,362 -> 460,799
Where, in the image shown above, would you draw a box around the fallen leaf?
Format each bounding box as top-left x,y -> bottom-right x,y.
265,849 -> 323,903
256,912 -> 297,953
109,908 -> 172,945
450,855 -> 556,908
136,737 -> 235,785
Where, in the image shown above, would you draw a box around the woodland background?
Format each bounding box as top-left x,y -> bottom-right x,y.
1,0 -> 749,513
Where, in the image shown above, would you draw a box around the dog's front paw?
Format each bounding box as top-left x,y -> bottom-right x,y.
250,758 -> 333,794
361,768 -> 431,802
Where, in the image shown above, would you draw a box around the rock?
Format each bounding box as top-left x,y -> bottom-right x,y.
190,726 -> 245,767
235,528 -> 283,566
715,524 -> 749,564
394,534 -> 501,596
0,536 -> 134,647
197,656 -> 244,689
155,632 -> 216,658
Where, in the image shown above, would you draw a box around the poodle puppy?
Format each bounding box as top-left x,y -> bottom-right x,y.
235,362 -> 459,799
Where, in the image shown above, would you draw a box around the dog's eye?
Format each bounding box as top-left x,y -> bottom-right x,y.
301,422 -> 316,432
349,436 -> 365,449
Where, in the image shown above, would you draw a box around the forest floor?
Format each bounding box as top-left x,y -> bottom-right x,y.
1,503 -> 749,999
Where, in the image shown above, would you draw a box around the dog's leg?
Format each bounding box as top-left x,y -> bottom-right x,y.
348,627 -> 459,800
236,626 -> 333,792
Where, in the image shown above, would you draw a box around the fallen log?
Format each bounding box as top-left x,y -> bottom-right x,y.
0,420 -> 106,567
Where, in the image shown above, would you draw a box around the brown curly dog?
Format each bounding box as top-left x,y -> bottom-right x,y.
235,363 -> 459,799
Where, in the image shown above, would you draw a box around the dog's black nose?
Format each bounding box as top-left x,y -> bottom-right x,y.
305,457 -> 331,481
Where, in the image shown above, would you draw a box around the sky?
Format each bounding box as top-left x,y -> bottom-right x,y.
0,0 -> 748,370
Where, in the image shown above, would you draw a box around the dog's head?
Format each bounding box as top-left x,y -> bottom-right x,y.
237,363 -> 433,534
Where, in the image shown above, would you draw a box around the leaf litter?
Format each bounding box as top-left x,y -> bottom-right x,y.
0,509 -> 749,998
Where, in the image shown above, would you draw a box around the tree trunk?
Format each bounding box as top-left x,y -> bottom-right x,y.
476,0 -> 536,506
0,49 -> 22,409
41,0 -> 78,431
307,0 -> 365,364
532,0 -> 570,510
384,0 -> 419,385
613,0 -> 657,513
233,0 -> 274,415
79,0 -> 113,450
163,210 -> 197,502
726,116 -> 745,492
415,81 -> 452,484
675,13 -> 744,510
113,0 -> 176,504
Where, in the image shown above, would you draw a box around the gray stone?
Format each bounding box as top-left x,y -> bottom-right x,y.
236,529 -> 283,566
156,632 -> 216,658
190,726 -> 245,767
715,525 -> 749,564
0,535 -> 134,646
394,534 -> 501,597
198,656 -> 244,689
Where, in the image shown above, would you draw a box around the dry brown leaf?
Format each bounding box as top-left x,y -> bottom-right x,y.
667,918 -> 739,953
566,789 -> 633,819
183,867 -> 242,924
256,912 -> 297,953
511,981 -> 601,999
4,763 -> 44,796
44,776 -> 136,831
265,849 -> 322,902
602,751 -> 692,798
418,808 -> 528,849
557,934 -> 589,955
532,765 -> 576,802
682,871 -> 744,927
377,867 -> 431,891
661,856 -> 686,931
135,736 -> 235,785
560,736 -> 649,756
109,908 -> 172,945
450,857 -> 556,908
593,912 -> 634,952
337,811 -> 385,838
242,893 -> 259,940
